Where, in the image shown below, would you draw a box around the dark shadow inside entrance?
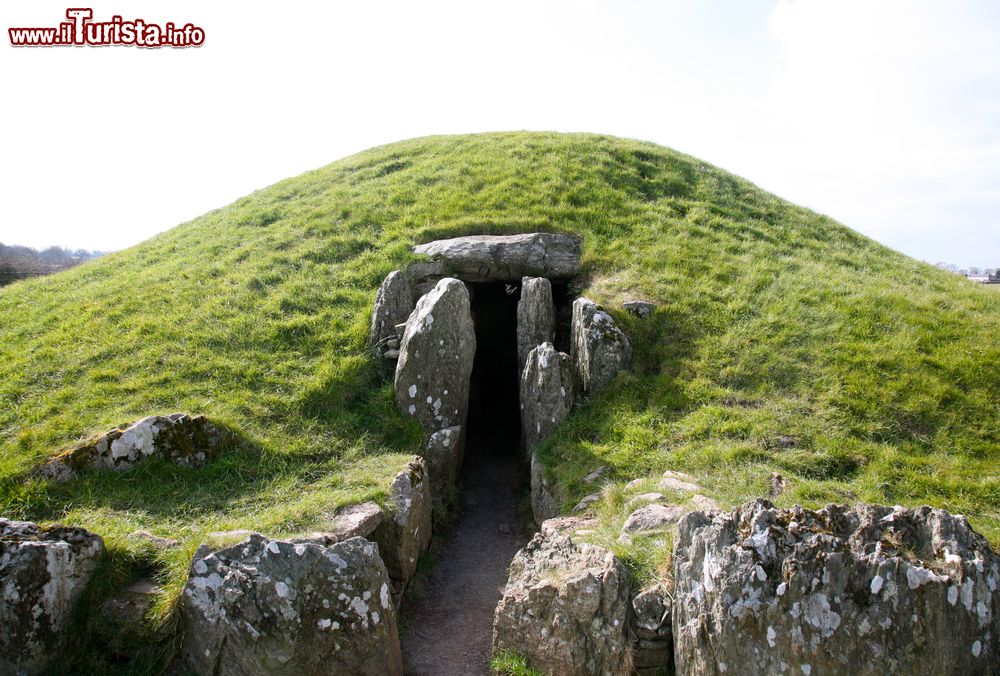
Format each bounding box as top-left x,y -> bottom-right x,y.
466,282 -> 522,457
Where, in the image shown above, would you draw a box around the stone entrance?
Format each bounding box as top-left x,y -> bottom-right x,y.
369,232 -> 632,674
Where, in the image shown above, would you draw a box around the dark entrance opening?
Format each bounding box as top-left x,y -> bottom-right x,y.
465,281 -> 522,457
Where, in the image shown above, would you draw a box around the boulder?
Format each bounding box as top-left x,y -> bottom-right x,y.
492,530 -> 631,676
394,278 -> 475,433
516,277 -> 556,373
0,519 -> 105,674
623,300 -> 656,318
368,271 -> 414,359
622,503 -> 686,534
659,470 -> 701,494
291,502 -> 386,546
372,459 -> 433,595
126,530 -> 180,550
530,451 -> 560,525
673,500 -> 1000,676
179,535 -> 402,676
422,426 -> 462,512
571,298 -> 632,394
412,233 -> 582,283
572,494 -> 601,514
40,413 -> 228,481
631,584 -> 673,674
520,343 -> 575,454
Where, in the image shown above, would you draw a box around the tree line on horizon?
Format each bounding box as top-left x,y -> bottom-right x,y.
0,243 -> 105,287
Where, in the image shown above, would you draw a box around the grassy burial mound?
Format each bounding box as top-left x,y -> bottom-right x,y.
1,131 -> 998,667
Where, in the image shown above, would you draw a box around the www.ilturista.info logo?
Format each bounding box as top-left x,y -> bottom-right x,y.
9,8 -> 205,48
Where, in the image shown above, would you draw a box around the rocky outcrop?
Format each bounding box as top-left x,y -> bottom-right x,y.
372,458 -> 432,596
517,277 -> 556,373
422,426 -> 462,512
493,529 -> 631,676
394,278 -> 475,433
413,233 -> 582,283
674,500 -> 1000,676
631,584 -> 673,675
530,451 -> 560,524
520,342 -> 575,454
40,413 -> 229,481
369,271 -> 414,366
180,534 -> 402,676
0,519 -> 105,674
571,298 -> 632,394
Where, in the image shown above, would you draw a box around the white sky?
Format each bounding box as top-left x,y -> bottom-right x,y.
2,0 -> 998,266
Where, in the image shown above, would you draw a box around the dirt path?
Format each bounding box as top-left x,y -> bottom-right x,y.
400,443 -> 528,675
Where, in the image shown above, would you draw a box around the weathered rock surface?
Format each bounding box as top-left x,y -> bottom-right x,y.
394,278 -> 475,433
571,298 -> 632,394
180,535 -> 402,676
0,519 -> 105,674
413,233 -> 582,283
422,426 -> 462,512
368,271 -> 414,361
674,500 -> 1000,676
622,503 -> 686,535
520,342 -> 575,454
631,584 -> 674,674
530,451 -> 560,525
493,530 -> 630,676
291,502 -> 386,546
572,493 -> 601,514
372,458 -> 432,595
517,277 -> 556,373
659,469 -> 701,494
623,300 -> 656,318
126,530 -> 180,550
40,413 -> 228,481
95,578 -> 159,658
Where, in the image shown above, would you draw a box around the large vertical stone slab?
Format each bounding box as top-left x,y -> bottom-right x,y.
422,426 -> 462,513
520,342 -> 574,454
368,271 -> 414,371
571,297 -> 632,394
1,520 -> 105,675
492,530 -> 631,676
180,535 -> 403,676
673,500 -> 1000,676
516,277 -> 556,374
372,458 -> 433,597
530,451 -> 561,524
394,278 -> 475,433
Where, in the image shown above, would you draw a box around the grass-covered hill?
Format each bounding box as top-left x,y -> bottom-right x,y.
1,132 -> 998,656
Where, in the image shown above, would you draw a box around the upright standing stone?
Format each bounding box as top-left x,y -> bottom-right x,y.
180,535 -> 403,676
571,298 -> 632,394
493,530 -> 630,676
673,500 -> 1000,676
422,426 -> 462,512
372,458 -> 433,597
516,277 -> 556,373
368,271 -> 414,356
394,278 -> 475,433
1,520 -> 105,675
520,342 -> 574,454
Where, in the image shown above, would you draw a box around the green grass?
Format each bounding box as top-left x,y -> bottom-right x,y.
1,132 -> 998,666
491,649 -> 545,676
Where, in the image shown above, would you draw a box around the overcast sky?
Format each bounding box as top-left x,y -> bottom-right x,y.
2,0 -> 998,266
